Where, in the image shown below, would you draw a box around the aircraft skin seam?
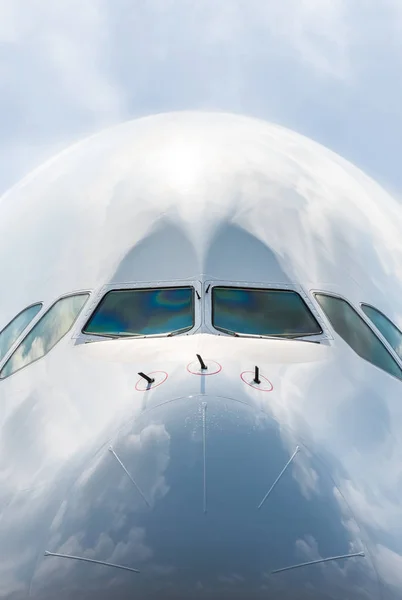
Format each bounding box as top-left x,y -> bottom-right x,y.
108,446 -> 151,507
270,551 -> 366,574
257,446 -> 300,510
43,551 -> 140,574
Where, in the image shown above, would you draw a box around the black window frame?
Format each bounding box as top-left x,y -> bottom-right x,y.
82,285 -> 196,338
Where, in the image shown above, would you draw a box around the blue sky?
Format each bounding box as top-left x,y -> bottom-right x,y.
1,0 -> 402,196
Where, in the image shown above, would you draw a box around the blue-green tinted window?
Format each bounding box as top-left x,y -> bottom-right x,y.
83,287 -> 194,337
361,304 -> 402,360
315,293 -> 402,380
0,303 -> 42,362
212,287 -> 322,337
0,294 -> 88,379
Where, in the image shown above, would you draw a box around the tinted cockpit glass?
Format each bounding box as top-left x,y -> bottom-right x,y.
361,304 -> 402,360
83,287 -> 194,337
315,293 -> 402,380
0,294 -> 88,379
0,303 -> 42,362
212,287 -> 322,337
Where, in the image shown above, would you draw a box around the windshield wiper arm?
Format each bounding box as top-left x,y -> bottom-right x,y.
86,331 -> 142,339
243,332 -> 321,343
115,331 -> 142,337
167,326 -> 193,337
214,326 -> 239,337
87,327 -> 193,339
213,330 -> 321,343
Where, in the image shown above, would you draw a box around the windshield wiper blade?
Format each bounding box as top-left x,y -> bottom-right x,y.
87,331 -> 142,339
115,331 -> 142,337
215,331 -> 321,343
94,332 -> 121,339
167,326 -> 193,337
278,332 -> 322,342
87,328 -> 193,340
214,326 -> 239,337
235,332 -> 293,341
251,333 -> 321,343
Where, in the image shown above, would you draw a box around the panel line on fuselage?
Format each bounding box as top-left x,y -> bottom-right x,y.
270,551 -> 366,575
43,551 -> 141,574
257,446 -> 300,510
108,446 -> 150,507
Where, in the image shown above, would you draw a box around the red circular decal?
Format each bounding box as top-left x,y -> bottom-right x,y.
240,371 -> 273,392
187,360 -> 222,376
135,371 -> 168,391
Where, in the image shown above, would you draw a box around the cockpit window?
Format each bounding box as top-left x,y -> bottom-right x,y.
0,294 -> 89,379
361,304 -> 402,360
212,287 -> 322,337
0,303 -> 42,362
315,293 -> 402,380
83,287 -> 194,338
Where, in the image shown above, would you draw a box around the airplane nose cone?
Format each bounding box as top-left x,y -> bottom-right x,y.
31,396 -> 379,599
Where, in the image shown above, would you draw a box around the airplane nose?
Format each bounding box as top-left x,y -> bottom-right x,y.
31,395 -> 379,599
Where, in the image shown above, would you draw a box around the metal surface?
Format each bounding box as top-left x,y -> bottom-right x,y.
0,111 -> 402,598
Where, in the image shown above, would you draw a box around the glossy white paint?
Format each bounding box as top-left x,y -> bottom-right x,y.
0,112 -> 401,599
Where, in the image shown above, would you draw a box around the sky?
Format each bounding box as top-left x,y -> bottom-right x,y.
1,0 -> 402,197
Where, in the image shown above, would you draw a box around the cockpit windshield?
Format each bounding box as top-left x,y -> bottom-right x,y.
212,287 -> 322,337
83,287 -> 195,338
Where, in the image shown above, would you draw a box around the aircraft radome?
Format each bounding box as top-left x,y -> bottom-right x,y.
0,111 -> 402,599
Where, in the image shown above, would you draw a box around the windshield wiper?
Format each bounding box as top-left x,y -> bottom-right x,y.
214,326 -> 239,337
214,329 -> 321,343
167,326 -> 193,337
89,327 -> 193,340
244,333 -> 321,343
85,331 -> 141,339
115,331 -> 142,337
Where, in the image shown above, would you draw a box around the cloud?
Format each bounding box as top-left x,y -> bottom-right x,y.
34,526 -> 152,590
0,0 -> 126,191
1,294 -> 88,378
248,0 -> 351,78
0,0 -> 125,123
374,544 -> 402,589
2,0 -> 402,195
0,302 -> 41,362
29,420 -> 171,594
218,573 -> 244,585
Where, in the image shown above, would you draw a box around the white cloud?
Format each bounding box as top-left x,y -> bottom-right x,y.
0,0 -> 125,119
0,0 -> 126,190
254,0 -> 351,78
3,0 -> 402,195
291,447 -> 320,500
295,533 -> 321,562
374,544 -> 402,589
35,526 -> 152,586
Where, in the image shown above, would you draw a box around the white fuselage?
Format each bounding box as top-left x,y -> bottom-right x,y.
0,112 -> 401,599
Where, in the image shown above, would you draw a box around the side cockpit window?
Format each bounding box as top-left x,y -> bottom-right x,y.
83,287 -> 194,338
315,293 -> 402,380
361,304 -> 402,360
0,294 -> 89,379
212,287 -> 322,338
0,303 -> 42,362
